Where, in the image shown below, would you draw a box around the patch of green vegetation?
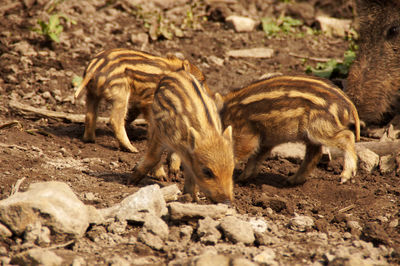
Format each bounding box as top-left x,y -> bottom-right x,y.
261,15 -> 303,36
32,14 -> 76,43
132,2 -> 205,41
71,75 -> 83,88
305,50 -> 356,79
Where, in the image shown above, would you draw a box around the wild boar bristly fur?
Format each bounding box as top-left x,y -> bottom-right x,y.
218,75 -> 360,185
74,48 -> 209,154
130,64 -> 234,203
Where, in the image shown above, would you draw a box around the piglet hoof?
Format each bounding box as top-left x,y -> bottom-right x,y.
128,165 -> 144,185
121,144 -> 139,153
339,175 -> 353,184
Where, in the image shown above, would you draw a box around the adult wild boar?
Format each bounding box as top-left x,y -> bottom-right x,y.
346,0 -> 400,125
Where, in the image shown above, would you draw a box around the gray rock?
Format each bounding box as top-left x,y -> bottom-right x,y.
357,147 -> 379,173
161,184 -> 181,202
143,214 -> 169,240
226,15 -> 257,32
193,254 -> 230,266
71,256 -> 86,266
11,248 -> 63,266
138,229 -> 164,251
0,222 -> 12,238
289,215 -> 314,232
24,221 -> 51,246
379,154 -> 396,174
107,220 -> 127,234
315,16 -> 351,37
271,143 -> 305,161
231,258 -> 257,266
253,249 -> 277,265
248,217 -> 268,233
0,181 -> 89,236
197,216 -> 221,245
219,216 -> 255,245
101,184 -> 167,222
168,202 -> 231,220
226,47 -> 274,58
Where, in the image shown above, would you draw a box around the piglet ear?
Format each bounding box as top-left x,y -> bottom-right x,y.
189,127 -> 200,151
214,92 -> 224,111
183,59 -> 191,72
222,125 -> 233,142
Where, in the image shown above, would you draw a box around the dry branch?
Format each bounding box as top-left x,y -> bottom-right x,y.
8,99 -> 146,125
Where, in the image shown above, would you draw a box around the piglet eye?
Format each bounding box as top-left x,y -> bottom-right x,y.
202,167 -> 215,179
386,25 -> 400,40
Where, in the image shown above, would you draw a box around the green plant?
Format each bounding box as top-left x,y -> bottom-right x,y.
306,50 -> 356,79
261,15 -> 303,36
71,75 -> 82,88
33,14 -> 76,43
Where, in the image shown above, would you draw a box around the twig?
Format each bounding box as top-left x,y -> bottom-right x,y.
0,120 -> 22,130
10,177 -> 26,196
289,52 -> 343,63
45,240 -> 75,250
338,204 -> 355,213
8,99 -> 147,125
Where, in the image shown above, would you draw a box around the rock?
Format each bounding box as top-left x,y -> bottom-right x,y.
138,229 -> 164,251
192,254 -> 230,266
347,220 -> 362,237
0,181 -> 90,236
143,214 -> 169,240
289,215 -> 314,232
0,223 -> 12,238
168,202 -> 231,220
219,216 -> 255,245
379,154 -> 396,173
271,143 -> 305,161
161,184 -> 181,202
101,184 -> 167,222
22,0 -> 36,8
107,220 -> 127,234
248,217 -> 268,233
231,258 -> 257,266
207,55 -> 224,66
12,41 -> 37,57
197,216 -> 221,245
71,256 -> 86,266
24,221 -> 51,246
87,205 -> 105,225
226,47 -> 274,58
253,248 -> 277,265
315,16 -> 351,37
356,147 -> 379,173
11,248 -> 63,266
107,255 -> 131,266
226,15 -> 257,32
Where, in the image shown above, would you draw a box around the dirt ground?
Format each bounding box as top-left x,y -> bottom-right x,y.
0,0 -> 399,265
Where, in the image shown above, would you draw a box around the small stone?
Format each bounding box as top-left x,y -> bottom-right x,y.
197,216 -> 221,245
143,214 -> 169,240
71,256 -> 86,266
253,249 -> 277,265
289,215 -> 314,232
11,248 -> 63,266
107,220 -> 127,234
0,223 -> 12,238
138,230 -> 164,251
316,16 -> 351,37
226,48 -> 274,58
231,258 -> 257,266
226,15 -> 257,32
356,147 -> 379,173
107,255 -> 131,266
193,254 -> 230,266
161,184 -> 181,202
343,232 -> 352,239
248,217 -> 268,233
379,154 -> 396,174
219,216 -> 255,245
168,202 -> 230,220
